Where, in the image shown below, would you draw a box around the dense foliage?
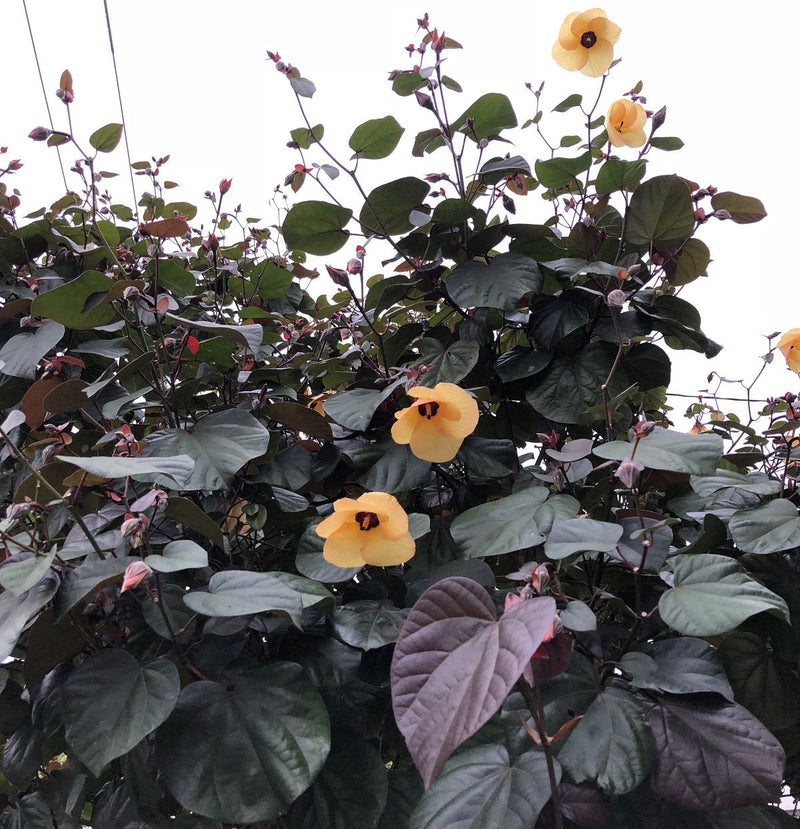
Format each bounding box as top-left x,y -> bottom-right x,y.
1,10 -> 799,829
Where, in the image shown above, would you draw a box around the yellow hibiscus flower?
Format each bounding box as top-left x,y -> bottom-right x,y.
777,329 -> 800,372
552,8 -> 621,78
315,492 -> 415,568
606,99 -> 647,148
391,382 -> 479,463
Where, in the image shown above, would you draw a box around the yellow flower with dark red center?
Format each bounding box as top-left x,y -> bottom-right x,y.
777,329 -> 800,372
552,9 -> 621,77
606,99 -> 647,148
391,382 -> 479,463
315,492 -> 415,568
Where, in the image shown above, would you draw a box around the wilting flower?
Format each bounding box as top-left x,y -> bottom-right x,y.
315,492 -> 415,568
606,99 -> 647,148
777,329 -> 800,372
391,382 -> 479,463
552,9 -> 621,77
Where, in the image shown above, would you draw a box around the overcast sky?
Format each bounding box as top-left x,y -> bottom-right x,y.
5,0 -> 798,420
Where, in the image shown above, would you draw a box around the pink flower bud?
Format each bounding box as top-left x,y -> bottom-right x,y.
615,458 -> 644,488
633,420 -> 656,439
606,289 -> 626,308
28,127 -> 51,141
120,561 -> 153,593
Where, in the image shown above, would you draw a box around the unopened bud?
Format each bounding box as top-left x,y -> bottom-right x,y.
414,90 -> 434,110
346,258 -> 362,275
694,208 -> 706,223
712,209 -> 732,221
633,420 -> 657,439
326,264 -> 350,287
219,178 -> 232,194
28,127 -> 51,141
615,458 -> 644,489
606,289 -> 626,309
651,105 -> 666,131
122,285 -> 141,301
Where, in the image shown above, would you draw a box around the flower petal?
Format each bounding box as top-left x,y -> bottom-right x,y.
391,406 -> 420,445
589,16 -> 621,43
581,38 -> 614,76
361,531 -> 415,566
322,523 -> 369,568
410,424 -> 464,463
552,40 -> 589,72
357,491 -> 410,540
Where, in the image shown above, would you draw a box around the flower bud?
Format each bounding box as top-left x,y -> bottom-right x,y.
28,127 -> 51,141
122,285 -> 141,302
346,258 -> 362,275
606,289 -> 626,309
633,420 -> 656,439
651,105 -> 667,131
326,264 -> 350,287
615,458 -> 644,488
219,178 -> 232,194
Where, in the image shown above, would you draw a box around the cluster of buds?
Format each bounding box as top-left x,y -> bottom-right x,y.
120,513 -> 149,548
113,424 -> 145,458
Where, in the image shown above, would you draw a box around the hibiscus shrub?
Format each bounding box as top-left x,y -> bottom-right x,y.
2,9 -> 799,829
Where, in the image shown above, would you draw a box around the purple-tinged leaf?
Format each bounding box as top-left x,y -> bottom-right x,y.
391,576 -> 555,788
638,694 -> 785,811
558,783 -> 610,828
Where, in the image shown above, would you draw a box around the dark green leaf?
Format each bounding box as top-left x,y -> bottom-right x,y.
534,153 -> 591,190
30,270 -> 117,329
451,489 -> 578,558
332,600 -> 408,650
624,175 -> 695,251
595,159 -> 646,195
349,116 -> 404,160
360,442 -> 431,494
291,123 -> 324,149
638,694 -> 785,811
144,409 -> 269,490
446,252 -> 541,311
283,201 -> 352,255
265,401 -> 333,442
323,384 -> 400,432
156,663 -> 330,823
729,499 -> 800,554
410,745 -> 555,829
431,199 -> 479,224
559,686 -> 655,794
289,730 -> 388,829
359,177 -> 430,237
710,191 -> 767,223
659,553 -> 790,636
719,632 -> 800,731
450,93 -> 517,141
62,650 -> 180,775
664,238 -> 711,285
552,93 -> 583,112
648,136 -> 684,151
89,123 -> 123,153
527,342 -> 629,425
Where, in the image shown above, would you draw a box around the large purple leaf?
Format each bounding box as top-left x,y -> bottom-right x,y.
638,694 -> 785,811
391,576 -> 555,788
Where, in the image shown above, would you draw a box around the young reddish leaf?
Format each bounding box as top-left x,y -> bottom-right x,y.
390,576 -> 555,788
185,336 -> 200,355
141,217 -> 190,238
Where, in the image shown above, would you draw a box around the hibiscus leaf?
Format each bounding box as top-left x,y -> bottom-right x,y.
390,576 -> 555,787
729,499 -> 800,555
558,686 -> 655,795
637,694 -> 785,811
409,745 -> 555,829
624,174 -> 695,251
155,663 -> 330,823
332,600 -> 409,650
61,649 -> 180,776
658,553 -> 790,636
349,115 -> 404,160
288,730 -> 388,827
445,252 -> 541,311
144,409 -> 269,491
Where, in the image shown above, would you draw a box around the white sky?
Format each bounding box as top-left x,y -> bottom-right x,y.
4,0 -> 799,421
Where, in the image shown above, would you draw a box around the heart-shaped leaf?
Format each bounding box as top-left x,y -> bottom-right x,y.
156,663 -> 330,823
145,539 -> 208,573
558,686 -> 655,795
409,745 -> 555,829
391,576 -> 555,787
593,426 -> 723,474
62,649 -> 180,776
729,499 -> 800,555
658,554 -> 790,636
637,694 -> 785,811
